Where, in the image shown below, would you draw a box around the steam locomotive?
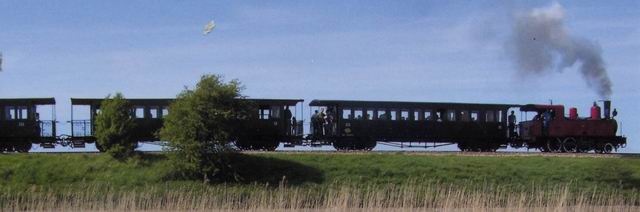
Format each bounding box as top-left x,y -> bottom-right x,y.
0,97 -> 626,153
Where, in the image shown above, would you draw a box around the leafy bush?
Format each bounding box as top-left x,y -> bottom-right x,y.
160,74 -> 253,183
94,93 -> 137,159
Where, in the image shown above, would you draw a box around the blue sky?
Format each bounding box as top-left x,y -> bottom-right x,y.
1,1 -> 638,152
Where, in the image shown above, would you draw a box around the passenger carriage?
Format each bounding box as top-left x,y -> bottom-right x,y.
70,98 -> 304,151
0,98 -> 56,152
308,100 -> 519,151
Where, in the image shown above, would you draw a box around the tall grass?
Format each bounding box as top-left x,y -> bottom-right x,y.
1,181 -> 638,211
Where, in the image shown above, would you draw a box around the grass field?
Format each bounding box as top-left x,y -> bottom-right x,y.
1,152 -> 639,210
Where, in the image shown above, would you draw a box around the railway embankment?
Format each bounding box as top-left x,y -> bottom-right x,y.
1,152 -> 639,191
1,152 -> 639,210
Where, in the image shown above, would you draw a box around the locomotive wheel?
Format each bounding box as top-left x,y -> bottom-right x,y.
538,145 -> 550,152
546,139 -> 561,153
562,137 -> 577,153
603,143 -> 614,154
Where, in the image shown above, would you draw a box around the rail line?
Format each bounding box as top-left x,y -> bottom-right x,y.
13,150 -> 640,158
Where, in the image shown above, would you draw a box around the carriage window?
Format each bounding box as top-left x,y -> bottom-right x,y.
270,106 -> 281,119
134,107 -> 145,118
259,108 -> 271,120
149,107 -> 159,119
497,110 -> 503,123
378,109 -> 388,120
460,110 -> 470,122
471,111 -> 479,122
162,107 -> 169,117
424,110 -> 432,121
366,109 -> 373,120
400,110 -> 409,120
5,106 -> 16,120
389,110 -> 397,120
485,111 -> 495,122
447,110 -> 456,121
17,106 -> 28,120
354,109 -> 363,120
342,108 -> 352,120
413,110 -> 420,121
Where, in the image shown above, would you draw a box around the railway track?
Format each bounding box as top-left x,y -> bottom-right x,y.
15,150 -> 640,158
245,150 -> 640,158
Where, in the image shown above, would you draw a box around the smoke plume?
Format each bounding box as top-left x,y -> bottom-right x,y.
506,2 -> 612,98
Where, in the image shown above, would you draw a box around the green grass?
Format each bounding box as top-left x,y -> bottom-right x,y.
1,152 -> 639,192
1,152 -> 640,210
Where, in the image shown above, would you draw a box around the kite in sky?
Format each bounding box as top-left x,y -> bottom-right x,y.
0,53 -> 3,72
203,20 -> 216,35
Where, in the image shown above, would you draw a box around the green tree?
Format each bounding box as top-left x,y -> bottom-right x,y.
160,74 -> 253,183
94,93 -> 138,159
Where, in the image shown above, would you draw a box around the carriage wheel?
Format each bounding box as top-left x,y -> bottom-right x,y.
457,143 -> 468,152
95,142 -> 106,152
333,137 -> 359,151
17,143 -> 31,153
263,140 -> 279,151
361,137 -> 377,151
233,140 -> 251,151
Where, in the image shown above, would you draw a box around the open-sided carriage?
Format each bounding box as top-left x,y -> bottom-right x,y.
69,98 -> 304,151
233,99 -> 304,151
0,98 -> 57,152
69,98 -> 172,150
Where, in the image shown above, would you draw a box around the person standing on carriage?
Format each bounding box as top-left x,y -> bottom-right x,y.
319,108 -> 326,136
283,106 -> 292,135
291,116 -> 297,135
311,110 -> 319,136
508,111 -> 517,138
326,108 -> 335,136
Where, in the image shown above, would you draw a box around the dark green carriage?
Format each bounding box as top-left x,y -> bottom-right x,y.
70,98 -> 303,151
309,100 -> 519,151
0,98 -> 57,152
70,98 -> 173,150
233,99 -> 304,151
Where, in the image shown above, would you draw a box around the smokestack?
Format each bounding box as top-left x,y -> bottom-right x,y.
603,100 -> 611,119
506,2 -> 613,98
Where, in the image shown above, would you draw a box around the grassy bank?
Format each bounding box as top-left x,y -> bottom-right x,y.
1,152 -> 639,210
1,153 -> 639,190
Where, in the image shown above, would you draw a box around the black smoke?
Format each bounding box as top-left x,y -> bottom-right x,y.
506,2 -> 612,98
